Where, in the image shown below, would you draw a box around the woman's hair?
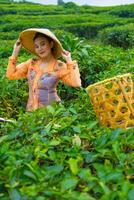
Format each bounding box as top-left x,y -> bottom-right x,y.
33,32 -> 53,43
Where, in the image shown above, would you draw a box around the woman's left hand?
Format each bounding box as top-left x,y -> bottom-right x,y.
61,49 -> 72,63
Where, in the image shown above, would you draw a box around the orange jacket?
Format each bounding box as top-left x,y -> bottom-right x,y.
6,56 -> 81,111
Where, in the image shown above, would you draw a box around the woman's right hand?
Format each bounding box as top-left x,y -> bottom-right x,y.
12,38 -> 22,58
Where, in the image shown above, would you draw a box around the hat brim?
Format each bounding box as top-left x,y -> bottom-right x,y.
19,28 -> 63,58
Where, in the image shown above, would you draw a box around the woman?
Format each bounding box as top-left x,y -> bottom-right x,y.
6,28 -> 81,111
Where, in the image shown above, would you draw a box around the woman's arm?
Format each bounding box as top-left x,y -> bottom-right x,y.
55,49 -> 81,87
56,60 -> 81,87
6,39 -> 29,80
6,56 -> 30,80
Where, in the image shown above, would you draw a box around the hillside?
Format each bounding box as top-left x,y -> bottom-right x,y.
0,2 -> 134,38
0,1 -> 134,200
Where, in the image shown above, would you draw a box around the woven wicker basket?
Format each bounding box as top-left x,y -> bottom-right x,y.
86,73 -> 134,129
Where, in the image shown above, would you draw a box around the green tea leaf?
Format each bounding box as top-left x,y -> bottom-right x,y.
23,170 -> 37,181
47,105 -> 55,114
73,126 -> 81,133
0,135 -> 8,144
61,177 -> 78,191
128,189 -> 134,200
49,140 -> 60,146
9,189 -> 21,200
68,158 -> 79,175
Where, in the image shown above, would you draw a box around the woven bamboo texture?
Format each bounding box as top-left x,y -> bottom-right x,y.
86,73 -> 134,129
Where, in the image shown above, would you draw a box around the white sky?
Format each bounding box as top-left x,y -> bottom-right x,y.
21,0 -> 134,6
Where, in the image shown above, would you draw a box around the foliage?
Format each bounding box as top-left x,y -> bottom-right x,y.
58,0 -> 64,6
0,101 -> 134,199
0,2 -> 133,39
98,23 -> 134,49
108,4 -> 134,18
63,2 -> 78,8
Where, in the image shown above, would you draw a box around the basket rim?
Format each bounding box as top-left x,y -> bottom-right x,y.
86,73 -> 132,92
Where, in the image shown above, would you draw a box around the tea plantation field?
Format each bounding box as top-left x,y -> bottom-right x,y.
0,1 -> 134,199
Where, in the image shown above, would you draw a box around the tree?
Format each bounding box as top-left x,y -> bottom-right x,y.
63,2 -> 77,8
57,0 -> 64,5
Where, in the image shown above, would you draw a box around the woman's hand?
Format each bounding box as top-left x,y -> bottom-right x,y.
61,49 -> 72,63
12,38 -> 22,58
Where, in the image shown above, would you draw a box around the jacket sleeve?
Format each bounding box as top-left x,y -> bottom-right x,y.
6,56 -> 30,80
55,60 -> 82,87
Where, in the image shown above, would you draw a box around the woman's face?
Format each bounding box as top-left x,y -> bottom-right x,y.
34,36 -> 53,58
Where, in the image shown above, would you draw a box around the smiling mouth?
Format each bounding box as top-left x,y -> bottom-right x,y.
39,51 -> 45,55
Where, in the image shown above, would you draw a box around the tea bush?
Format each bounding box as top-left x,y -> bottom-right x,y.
98,23 -> 134,49
108,4 -> 134,18
0,101 -> 134,199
